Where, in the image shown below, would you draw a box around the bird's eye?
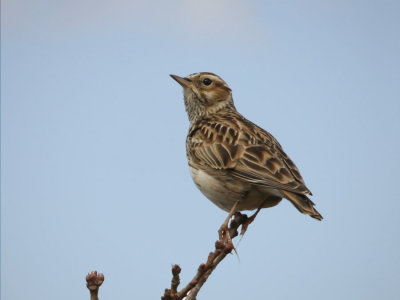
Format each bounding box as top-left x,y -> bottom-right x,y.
203,78 -> 212,86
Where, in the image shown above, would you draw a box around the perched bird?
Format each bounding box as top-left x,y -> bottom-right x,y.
170,72 -> 322,230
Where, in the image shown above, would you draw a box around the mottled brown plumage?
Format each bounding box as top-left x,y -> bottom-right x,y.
170,72 -> 322,220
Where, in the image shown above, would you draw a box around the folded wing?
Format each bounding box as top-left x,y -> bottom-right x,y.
187,114 -> 312,196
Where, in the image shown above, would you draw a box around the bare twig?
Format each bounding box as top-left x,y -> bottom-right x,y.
86,271 -> 104,300
162,212 -> 249,300
171,264 -> 181,293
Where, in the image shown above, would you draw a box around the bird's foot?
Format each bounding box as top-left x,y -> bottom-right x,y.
218,200 -> 240,242
218,223 -> 228,241
218,222 -> 234,247
239,215 -> 253,237
240,206 -> 263,236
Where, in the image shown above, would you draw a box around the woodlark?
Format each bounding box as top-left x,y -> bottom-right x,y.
170,72 -> 322,227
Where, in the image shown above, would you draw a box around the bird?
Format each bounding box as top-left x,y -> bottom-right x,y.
170,72 -> 322,236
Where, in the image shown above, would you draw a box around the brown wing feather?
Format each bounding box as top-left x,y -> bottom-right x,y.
187,112 -> 312,195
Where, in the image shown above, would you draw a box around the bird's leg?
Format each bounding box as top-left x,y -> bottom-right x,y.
218,200 -> 240,242
240,202 -> 265,236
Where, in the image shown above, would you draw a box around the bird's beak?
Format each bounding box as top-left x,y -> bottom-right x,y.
170,74 -> 191,88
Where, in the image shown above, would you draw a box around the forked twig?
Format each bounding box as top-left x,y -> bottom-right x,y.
162,212 -> 249,300
83,213 -> 250,300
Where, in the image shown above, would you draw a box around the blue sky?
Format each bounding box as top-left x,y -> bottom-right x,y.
2,1 -> 400,299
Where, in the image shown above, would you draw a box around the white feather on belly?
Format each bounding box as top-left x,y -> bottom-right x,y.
189,167 -> 282,212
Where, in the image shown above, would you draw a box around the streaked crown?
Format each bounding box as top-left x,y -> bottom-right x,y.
170,72 -> 235,123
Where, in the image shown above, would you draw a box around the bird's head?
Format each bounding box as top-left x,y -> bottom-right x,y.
170,72 -> 234,123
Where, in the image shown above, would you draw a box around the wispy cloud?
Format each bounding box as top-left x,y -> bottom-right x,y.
4,0 -> 267,43
174,0 -> 263,36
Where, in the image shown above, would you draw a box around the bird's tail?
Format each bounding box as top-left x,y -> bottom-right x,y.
280,190 -> 323,221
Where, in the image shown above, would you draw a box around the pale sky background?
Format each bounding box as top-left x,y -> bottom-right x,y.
2,1 -> 400,299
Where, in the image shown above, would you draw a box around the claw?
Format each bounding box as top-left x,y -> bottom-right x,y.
218,200 -> 240,242
240,204 -> 264,236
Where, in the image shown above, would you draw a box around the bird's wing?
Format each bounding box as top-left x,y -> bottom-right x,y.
187,114 -> 311,195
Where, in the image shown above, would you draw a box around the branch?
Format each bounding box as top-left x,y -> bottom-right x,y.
162,212 -> 249,300
86,271 -> 104,300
